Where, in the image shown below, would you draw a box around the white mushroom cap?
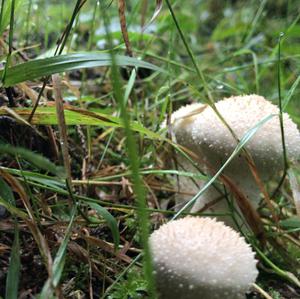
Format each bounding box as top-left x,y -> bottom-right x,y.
189,95 -> 300,175
150,217 -> 258,299
167,95 -> 300,210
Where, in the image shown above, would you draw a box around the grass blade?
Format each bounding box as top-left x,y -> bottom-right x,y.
288,168 -> 300,217
0,176 -> 15,205
0,0 -> 21,35
0,177 -> 20,299
39,205 -> 77,298
0,143 -> 64,176
283,74 -> 300,111
0,106 -> 163,139
87,202 -> 120,249
101,3 -> 156,297
5,225 -> 20,299
1,52 -> 164,87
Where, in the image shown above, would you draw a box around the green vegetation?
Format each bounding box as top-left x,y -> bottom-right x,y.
0,0 -> 300,298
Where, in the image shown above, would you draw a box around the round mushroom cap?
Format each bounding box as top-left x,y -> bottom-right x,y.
150,217 -> 258,299
167,95 -> 300,207
189,95 -> 300,175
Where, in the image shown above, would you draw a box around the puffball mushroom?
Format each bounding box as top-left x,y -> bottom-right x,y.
166,95 -> 300,215
150,217 -> 258,299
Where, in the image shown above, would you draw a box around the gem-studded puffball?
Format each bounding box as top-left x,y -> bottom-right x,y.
167,95 -> 300,207
189,95 -> 300,172
169,95 -> 300,172
150,217 -> 258,299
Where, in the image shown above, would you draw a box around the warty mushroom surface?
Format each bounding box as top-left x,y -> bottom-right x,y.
150,217 -> 258,299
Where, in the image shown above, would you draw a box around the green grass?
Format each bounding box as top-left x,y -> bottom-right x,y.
0,0 -> 300,298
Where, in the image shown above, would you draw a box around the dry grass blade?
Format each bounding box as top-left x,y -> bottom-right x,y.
0,106 -> 119,126
245,152 -> 279,224
140,0 -> 148,28
25,220 -> 54,277
142,0 -> 163,32
67,241 -> 114,284
17,83 -> 42,105
0,169 -> 53,274
82,235 -> 132,264
220,174 -> 265,244
170,104 -> 208,122
64,106 -> 119,124
52,74 -> 72,192
288,168 -> 300,217
118,0 -> 132,57
2,106 -> 43,137
0,169 -> 35,219
40,205 -> 77,298
252,283 -> 273,299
